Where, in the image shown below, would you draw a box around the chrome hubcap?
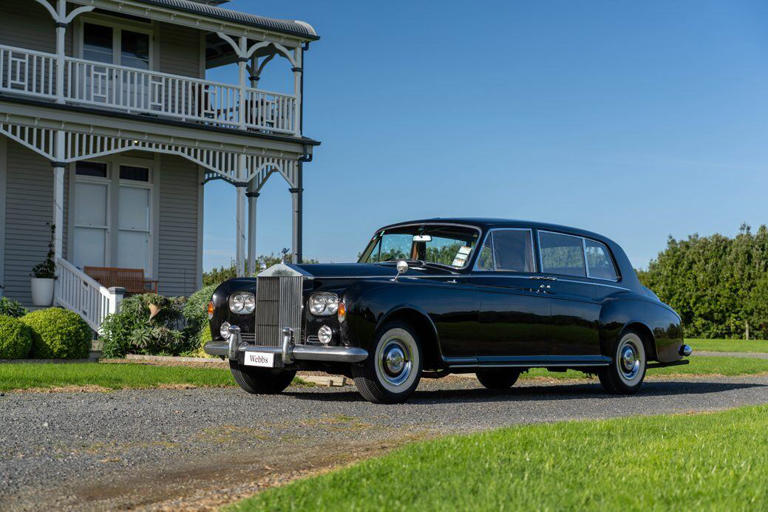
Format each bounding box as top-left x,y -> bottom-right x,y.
378,339 -> 412,387
621,346 -> 637,373
617,336 -> 642,382
384,346 -> 405,374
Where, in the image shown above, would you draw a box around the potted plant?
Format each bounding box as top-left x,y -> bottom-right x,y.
30,224 -> 56,307
146,294 -> 167,320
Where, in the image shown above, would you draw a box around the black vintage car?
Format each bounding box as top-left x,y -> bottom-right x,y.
205,218 -> 690,403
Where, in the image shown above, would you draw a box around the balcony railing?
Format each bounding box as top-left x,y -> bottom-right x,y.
0,44 -> 298,135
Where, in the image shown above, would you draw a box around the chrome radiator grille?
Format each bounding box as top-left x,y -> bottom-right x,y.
253,275 -> 303,347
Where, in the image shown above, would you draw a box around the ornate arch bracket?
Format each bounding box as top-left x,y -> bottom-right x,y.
0,120 -> 301,189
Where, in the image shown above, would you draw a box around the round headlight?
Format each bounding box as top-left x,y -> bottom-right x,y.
308,293 -> 339,316
229,292 -> 255,314
317,325 -> 333,345
220,321 -> 231,340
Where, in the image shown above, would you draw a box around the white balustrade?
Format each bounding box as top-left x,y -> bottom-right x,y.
55,258 -> 122,332
0,45 -> 57,99
0,45 -> 298,135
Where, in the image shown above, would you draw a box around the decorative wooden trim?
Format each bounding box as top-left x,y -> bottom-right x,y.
0,137 -> 6,293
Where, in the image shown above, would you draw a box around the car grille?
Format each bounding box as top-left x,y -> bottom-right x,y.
252,275 -> 304,347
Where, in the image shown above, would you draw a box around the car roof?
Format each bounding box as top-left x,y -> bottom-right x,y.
378,218 -> 615,245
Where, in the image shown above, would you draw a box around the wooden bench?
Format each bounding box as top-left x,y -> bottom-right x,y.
84,267 -> 159,295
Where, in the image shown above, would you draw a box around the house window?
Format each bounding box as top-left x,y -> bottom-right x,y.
83,24 -> 113,64
75,161 -> 108,178
120,166 -> 149,181
82,23 -> 150,69
72,162 -> 154,276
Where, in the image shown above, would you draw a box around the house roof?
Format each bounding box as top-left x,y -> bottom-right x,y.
132,0 -> 319,40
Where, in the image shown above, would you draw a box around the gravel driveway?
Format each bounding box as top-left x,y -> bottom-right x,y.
2,375 -> 768,511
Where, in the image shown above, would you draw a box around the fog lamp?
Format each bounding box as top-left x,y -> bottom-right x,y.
317,325 -> 333,345
220,321 -> 231,340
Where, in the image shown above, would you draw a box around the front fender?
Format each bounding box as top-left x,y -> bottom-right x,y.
599,297 -> 683,363
341,280 -> 439,355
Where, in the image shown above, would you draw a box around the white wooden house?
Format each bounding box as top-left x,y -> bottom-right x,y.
0,0 -> 319,330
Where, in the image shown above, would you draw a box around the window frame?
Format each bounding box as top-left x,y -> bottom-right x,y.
536,229 -> 620,282
77,15 -> 154,70
359,222 -> 483,271
472,228 -> 537,273
582,237 -> 620,282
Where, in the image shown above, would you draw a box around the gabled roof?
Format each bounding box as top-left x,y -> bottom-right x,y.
132,0 -> 319,40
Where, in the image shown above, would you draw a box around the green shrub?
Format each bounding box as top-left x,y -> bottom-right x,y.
0,297 -> 27,318
182,283 -> 219,352
101,293 -> 195,357
21,308 -> 91,359
0,314 -> 34,359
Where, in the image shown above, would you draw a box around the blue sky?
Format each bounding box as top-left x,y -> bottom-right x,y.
204,0 -> 768,271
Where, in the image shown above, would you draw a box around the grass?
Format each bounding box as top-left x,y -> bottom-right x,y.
229,405 -> 768,511
1,355 -> 767,392
522,356 -> 768,380
0,362 -> 237,391
687,338 -> 768,353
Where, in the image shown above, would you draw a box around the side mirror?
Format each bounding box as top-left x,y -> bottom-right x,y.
394,260 -> 409,281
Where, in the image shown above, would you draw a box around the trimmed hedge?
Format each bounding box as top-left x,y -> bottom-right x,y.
21,308 -> 92,359
0,315 -> 34,359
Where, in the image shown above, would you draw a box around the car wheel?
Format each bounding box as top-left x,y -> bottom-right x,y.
598,330 -> 647,394
352,322 -> 422,404
229,361 -> 296,394
476,369 -> 521,390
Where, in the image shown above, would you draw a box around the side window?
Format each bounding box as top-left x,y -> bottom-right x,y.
539,232 -> 586,277
476,230 -> 535,272
585,239 -> 618,280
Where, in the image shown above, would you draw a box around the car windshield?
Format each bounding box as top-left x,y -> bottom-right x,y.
359,225 -> 481,269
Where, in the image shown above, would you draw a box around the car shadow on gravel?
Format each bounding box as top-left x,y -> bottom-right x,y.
285,380 -> 766,404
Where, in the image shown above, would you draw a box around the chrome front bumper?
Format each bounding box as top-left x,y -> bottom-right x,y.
204,326 -> 368,365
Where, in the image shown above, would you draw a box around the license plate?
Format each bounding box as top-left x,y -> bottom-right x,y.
243,351 -> 275,368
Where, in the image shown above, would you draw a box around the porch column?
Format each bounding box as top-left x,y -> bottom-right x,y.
237,37 -> 248,130
52,130 -> 65,262
235,154 -> 247,277
290,165 -> 303,264
292,47 -> 303,135
246,185 -> 259,274
55,0 -> 66,103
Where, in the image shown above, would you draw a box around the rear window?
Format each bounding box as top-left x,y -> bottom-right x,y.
585,239 -> 618,280
539,231 -> 586,277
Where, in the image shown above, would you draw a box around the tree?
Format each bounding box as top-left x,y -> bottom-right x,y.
638,225 -> 768,339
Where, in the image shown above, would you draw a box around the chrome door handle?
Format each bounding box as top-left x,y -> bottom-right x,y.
530,276 -> 557,281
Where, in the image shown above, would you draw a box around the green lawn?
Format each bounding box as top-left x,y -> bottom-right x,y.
230,405 -> 768,511
523,355 -> 768,380
0,362 -> 237,391
1,355 -> 767,392
687,338 -> 768,353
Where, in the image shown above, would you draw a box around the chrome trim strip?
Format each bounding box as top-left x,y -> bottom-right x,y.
444,355 -> 611,368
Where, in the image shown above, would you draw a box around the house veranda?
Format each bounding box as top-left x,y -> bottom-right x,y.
0,0 -> 319,330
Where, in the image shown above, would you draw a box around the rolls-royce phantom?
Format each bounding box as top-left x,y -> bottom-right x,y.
205,219 -> 690,403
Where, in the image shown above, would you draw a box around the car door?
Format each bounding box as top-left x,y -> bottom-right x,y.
471,229 -> 552,357
537,230 -> 602,356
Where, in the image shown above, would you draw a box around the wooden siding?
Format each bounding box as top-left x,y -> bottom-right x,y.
0,2 -> 73,54
158,155 -> 202,297
157,22 -> 203,78
3,141 -> 54,306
